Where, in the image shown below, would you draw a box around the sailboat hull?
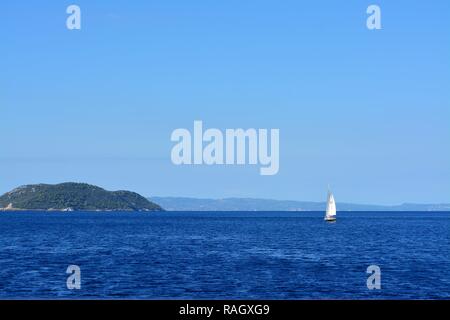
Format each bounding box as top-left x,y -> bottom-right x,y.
324,216 -> 336,222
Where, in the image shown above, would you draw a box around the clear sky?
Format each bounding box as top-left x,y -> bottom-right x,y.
1,1 -> 449,204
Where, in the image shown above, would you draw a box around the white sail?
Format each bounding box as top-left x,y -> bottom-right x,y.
325,191 -> 336,220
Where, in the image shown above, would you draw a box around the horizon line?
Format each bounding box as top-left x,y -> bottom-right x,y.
149,196 -> 450,207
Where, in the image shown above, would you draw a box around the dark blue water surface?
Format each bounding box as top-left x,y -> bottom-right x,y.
0,211 -> 448,299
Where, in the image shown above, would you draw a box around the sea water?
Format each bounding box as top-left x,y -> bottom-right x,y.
0,211 -> 448,299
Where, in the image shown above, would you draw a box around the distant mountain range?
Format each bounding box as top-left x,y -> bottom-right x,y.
0,183 -> 163,211
1,182 -> 448,212
149,197 -> 450,212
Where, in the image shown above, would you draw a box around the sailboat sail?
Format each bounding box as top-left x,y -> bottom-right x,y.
325,192 -> 336,220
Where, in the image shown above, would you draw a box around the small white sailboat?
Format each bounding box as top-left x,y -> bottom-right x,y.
324,189 -> 336,222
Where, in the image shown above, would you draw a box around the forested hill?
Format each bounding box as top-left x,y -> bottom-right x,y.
0,183 -> 163,211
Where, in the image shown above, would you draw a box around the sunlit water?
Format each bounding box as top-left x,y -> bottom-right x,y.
0,211 -> 448,299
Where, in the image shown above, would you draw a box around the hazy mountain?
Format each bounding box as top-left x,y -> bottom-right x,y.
149,197 -> 450,212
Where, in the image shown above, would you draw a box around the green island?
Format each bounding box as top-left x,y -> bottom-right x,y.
0,182 -> 163,212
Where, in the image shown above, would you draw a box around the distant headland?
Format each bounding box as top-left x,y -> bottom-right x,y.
0,183 -> 163,212
149,197 -> 450,212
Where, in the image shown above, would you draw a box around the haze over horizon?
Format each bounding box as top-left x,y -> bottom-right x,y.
0,181 -> 448,207
2,1 -> 449,205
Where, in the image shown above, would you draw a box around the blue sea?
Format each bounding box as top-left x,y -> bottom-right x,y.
0,211 -> 448,299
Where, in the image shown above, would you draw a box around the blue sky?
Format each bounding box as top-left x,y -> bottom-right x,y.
1,0 -> 449,204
